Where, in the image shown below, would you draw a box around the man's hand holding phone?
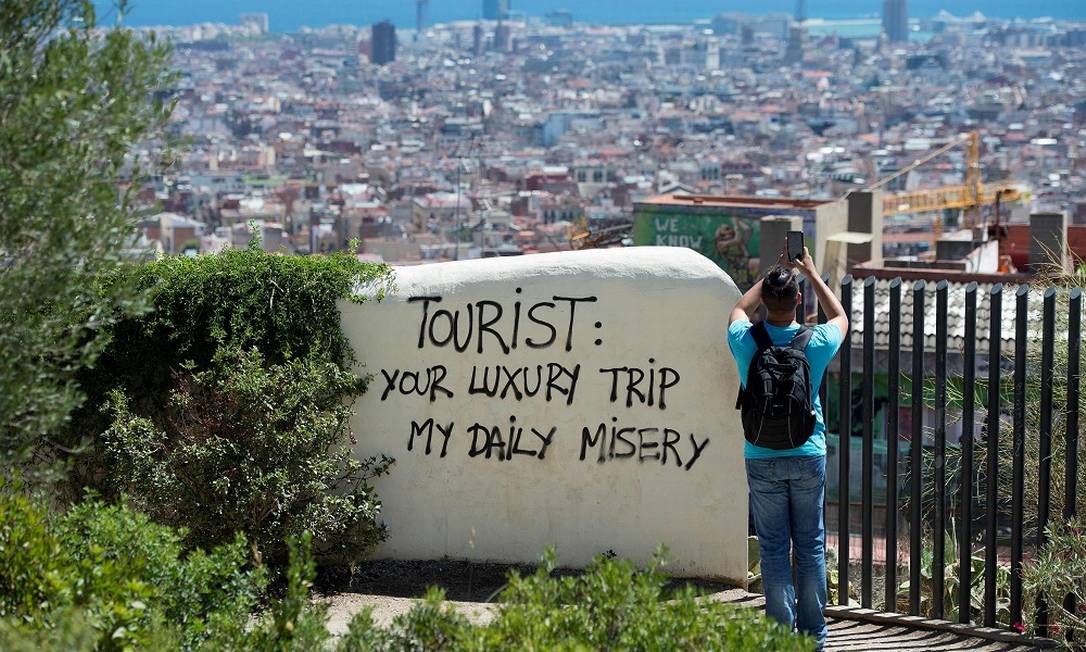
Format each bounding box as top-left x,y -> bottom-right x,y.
792,246 -> 818,279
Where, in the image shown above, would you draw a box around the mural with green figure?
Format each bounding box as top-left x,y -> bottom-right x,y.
632,206 -> 762,289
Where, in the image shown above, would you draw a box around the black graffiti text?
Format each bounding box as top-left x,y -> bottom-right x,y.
467,362 -> 581,405
380,365 -> 454,402
578,418 -> 709,471
408,293 -> 598,355
467,416 -> 556,461
408,418 -> 454,458
598,360 -> 681,409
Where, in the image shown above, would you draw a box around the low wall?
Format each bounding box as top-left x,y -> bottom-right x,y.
340,246 -> 747,582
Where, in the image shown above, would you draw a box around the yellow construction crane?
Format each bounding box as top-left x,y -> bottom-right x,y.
570,131 -> 1028,251
872,130 -> 1028,240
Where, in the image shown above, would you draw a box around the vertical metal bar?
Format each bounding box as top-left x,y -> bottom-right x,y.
838,274 -> 853,606
909,280 -> 926,616
984,283 -> 1003,628
959,282 -> 977,624
861,277 -> 875,608
933,280 -> 948,620
886,278 -> 902,613
1066,287 -> 1082,636
1067,288 -> 1082,520
1036,288 -> 1056,636
1010,285 -> 1028,629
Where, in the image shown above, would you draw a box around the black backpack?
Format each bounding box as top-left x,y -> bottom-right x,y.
735,322 -> 817,450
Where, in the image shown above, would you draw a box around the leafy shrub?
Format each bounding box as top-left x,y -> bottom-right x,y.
224,532 -> 338,652
0,608 -> 100,652
0,483 -> 68,619
101,347 -> 391,563
338,589 -> 472,651
1023,519 -> 1086,646
69,246 -> 389,461
5,496 -> 813,652
335,549 -> 814,652
0,486 -> 266,650
61,247 -> 392,563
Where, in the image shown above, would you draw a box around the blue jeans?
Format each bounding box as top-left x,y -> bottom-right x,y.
746,455 -> 827,649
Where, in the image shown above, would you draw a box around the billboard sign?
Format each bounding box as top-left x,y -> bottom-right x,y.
632,207 -> 762,289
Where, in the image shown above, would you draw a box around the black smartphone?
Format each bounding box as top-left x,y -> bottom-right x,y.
786,230 -> 804,261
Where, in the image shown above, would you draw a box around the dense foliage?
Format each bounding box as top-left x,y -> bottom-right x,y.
2,492 -> 811,651
308,548 -> 813,652
288,553 -> 812,651
102,347 -> 391,563
70,245 -> 391,455
0,486 -> 266,650
0,0 -> 174,477
72,247 -> 393,563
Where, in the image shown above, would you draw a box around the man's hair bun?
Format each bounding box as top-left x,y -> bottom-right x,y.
763,264 -> 799,299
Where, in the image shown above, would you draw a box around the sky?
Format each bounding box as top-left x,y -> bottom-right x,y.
96,1 -> 1086,31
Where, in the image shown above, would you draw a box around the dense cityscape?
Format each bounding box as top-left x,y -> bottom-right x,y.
129,3 -> 1085,274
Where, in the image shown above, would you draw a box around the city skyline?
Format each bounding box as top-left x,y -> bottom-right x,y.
128,5 -> 1086,264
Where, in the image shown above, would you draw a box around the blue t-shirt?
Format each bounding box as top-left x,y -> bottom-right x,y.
727,320 -> 843,459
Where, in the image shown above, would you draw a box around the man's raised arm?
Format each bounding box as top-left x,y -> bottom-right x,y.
793,246 -> 848,337
729,279 -> 764,325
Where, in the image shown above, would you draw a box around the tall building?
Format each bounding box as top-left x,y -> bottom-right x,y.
371,20 -> 396,65
785,25 -> 805,65
493,21 -> 512,52
472,23 -> 483,56
482,0 -> 509,21
416,0 -> 428,38
882,0 -> 908,43
795,0 -> 806,23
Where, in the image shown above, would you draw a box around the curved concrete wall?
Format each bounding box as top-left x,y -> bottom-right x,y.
340,247 -> 747,582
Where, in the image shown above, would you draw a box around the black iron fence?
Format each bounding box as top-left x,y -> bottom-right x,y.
811,274 -> 1083,637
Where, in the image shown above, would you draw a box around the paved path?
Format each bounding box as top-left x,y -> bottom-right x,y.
321,589 -> 1044,650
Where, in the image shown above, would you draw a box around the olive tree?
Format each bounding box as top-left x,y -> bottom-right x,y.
0,0 -> 174,477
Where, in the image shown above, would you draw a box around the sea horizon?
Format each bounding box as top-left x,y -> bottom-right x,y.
96,1 -> 1085,32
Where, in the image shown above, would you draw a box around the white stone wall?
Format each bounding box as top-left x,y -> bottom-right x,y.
340,247 -> 747,582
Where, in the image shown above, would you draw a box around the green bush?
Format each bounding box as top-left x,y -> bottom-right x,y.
101,347 -> 391,563
335,549 -> 814,652
4,494 -> 812,652
64,247 -> 392,563
225,532 -> 337,652
0,486 -> 266,650
70,246 -> 390,457
0,608 -> 100,652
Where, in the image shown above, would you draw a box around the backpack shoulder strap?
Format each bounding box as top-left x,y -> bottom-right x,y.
750,321 -> 774,352
790,326 -> 814,352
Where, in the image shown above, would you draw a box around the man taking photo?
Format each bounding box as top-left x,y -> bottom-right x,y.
727,246 -> 848,652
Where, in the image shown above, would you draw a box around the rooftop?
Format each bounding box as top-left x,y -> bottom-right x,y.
636,194 -> 835,210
